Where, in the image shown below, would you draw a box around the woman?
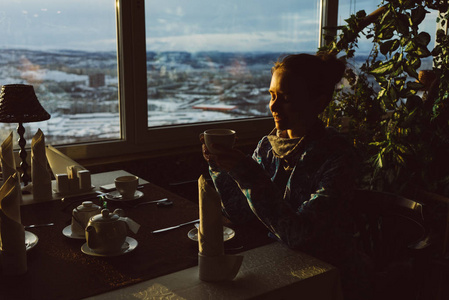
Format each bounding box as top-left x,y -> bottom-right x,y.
202,53 -> 370,299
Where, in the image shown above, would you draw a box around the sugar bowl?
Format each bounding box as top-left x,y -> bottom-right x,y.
71,201 -> 101,237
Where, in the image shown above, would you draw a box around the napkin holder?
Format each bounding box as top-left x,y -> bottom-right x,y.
55,166 -> 92,195
46,145 -> 92,194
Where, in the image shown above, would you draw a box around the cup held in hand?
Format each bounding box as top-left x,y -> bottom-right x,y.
200,129 -> 236,154
114,176 -> 139,199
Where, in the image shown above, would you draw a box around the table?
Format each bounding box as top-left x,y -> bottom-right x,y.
87,242 -> 343,300
0,171 -> 342,300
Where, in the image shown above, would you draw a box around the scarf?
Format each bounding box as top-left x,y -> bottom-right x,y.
267,121 -> 326,170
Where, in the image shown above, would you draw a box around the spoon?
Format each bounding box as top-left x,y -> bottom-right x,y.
131,198 -> 173,208
24,222 -> 55,229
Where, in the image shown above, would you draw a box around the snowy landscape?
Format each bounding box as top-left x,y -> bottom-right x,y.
0,49 -> 282,145
0,48 -> 433,146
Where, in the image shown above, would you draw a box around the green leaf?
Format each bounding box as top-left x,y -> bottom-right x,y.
378,27 -> 395,40
411,6 -> 427,26
394,143 -> 412,155
414,45 -> 431,58
404,61 -> 419,78
405,40 -> 415,52
380,39 -> 400,55
394,152 -> 406,166
390,62 -> 403,77
370,60 -> 395,75
397,14 -> 410,36
380,8 -> 392,25
432,45 -> 442,56
388,86 -> 398,102
394,76 -> 407,87
407,81 -> 424,90
416,32 -> 431,46
410,56 -> 421,69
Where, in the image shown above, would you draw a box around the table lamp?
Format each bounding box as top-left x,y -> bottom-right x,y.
0,84 -> 51,186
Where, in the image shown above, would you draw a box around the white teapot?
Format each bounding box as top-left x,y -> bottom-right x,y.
71,201 -> 101,236
85,208 -> 140,254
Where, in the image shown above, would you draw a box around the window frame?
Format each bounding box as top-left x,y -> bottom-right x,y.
49,0 -> 332,162
55,0 -> 276,163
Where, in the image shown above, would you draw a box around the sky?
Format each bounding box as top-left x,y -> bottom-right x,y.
0,0 -> 439,53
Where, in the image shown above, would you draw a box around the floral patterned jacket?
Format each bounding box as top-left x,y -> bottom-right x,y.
209,123 -> 360,257
209,122 -> 371,299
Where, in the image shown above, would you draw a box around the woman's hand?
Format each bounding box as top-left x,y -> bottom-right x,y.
200,136 -> 245,172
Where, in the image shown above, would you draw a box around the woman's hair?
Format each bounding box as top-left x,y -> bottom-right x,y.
272,52 -> 346,109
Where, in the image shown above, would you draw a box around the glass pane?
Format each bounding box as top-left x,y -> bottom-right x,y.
145,0 -> 320,127
0,1 -> 119,147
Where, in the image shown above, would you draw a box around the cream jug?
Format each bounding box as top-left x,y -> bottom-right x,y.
85,208 -> 140,254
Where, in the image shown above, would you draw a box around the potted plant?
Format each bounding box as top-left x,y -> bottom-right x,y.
320,0 -> 449,197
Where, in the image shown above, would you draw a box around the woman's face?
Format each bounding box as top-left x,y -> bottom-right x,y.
269,70 -> 314,136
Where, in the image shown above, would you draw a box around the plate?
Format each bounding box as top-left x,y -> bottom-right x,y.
62,225 -> 86,240
25,231 -> 39,251
105,190 -> 144,201
188,226 -> 235,242
81,237 -> 138,257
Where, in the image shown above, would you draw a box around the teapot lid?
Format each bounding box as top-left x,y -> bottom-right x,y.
76,201 -> 101,212
90,209 -> 121,223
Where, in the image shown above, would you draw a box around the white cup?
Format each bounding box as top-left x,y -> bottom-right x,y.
115,175 -> 139,199
200,129 -> 236,154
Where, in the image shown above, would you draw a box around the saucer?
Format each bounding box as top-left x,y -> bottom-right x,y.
62,225 -> 86,240
105,190 -> 144,201
188,226 -> 235,242
81,237 -> 138,257
25,231 -> 39,251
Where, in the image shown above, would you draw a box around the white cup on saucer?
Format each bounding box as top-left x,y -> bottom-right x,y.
115,176 -> 139,199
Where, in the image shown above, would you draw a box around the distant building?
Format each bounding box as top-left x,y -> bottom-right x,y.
192,104 -> 237,112
89,73 -> 105,87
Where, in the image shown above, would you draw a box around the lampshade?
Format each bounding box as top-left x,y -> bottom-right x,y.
0,84 -> 50,123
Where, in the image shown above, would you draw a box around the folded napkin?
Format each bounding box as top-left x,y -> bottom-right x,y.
46,144 -> 84,177
0,172 -> 27,275
0,132 -> 17,186
197,175 -> 243,281
31,129 -> 52,201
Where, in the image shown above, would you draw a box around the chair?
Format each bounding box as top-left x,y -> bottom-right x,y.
351,189 -> 432,299
409,189 -> 449,300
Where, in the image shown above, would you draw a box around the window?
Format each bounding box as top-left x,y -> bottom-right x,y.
144,0 -> 321,128
0,1 -> 120,149
0,1 -> 340,161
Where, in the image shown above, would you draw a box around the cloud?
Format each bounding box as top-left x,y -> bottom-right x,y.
146,31 -> 318,52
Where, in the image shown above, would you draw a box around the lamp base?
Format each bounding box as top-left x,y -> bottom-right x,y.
17,122 -> 30,186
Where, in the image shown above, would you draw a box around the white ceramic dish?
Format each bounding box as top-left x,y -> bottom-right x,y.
105,190 -> 144,201
25,231 -> 39,251
188,226 -> 235,242
62,225 -> 86,240
81,236 -> 138,257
